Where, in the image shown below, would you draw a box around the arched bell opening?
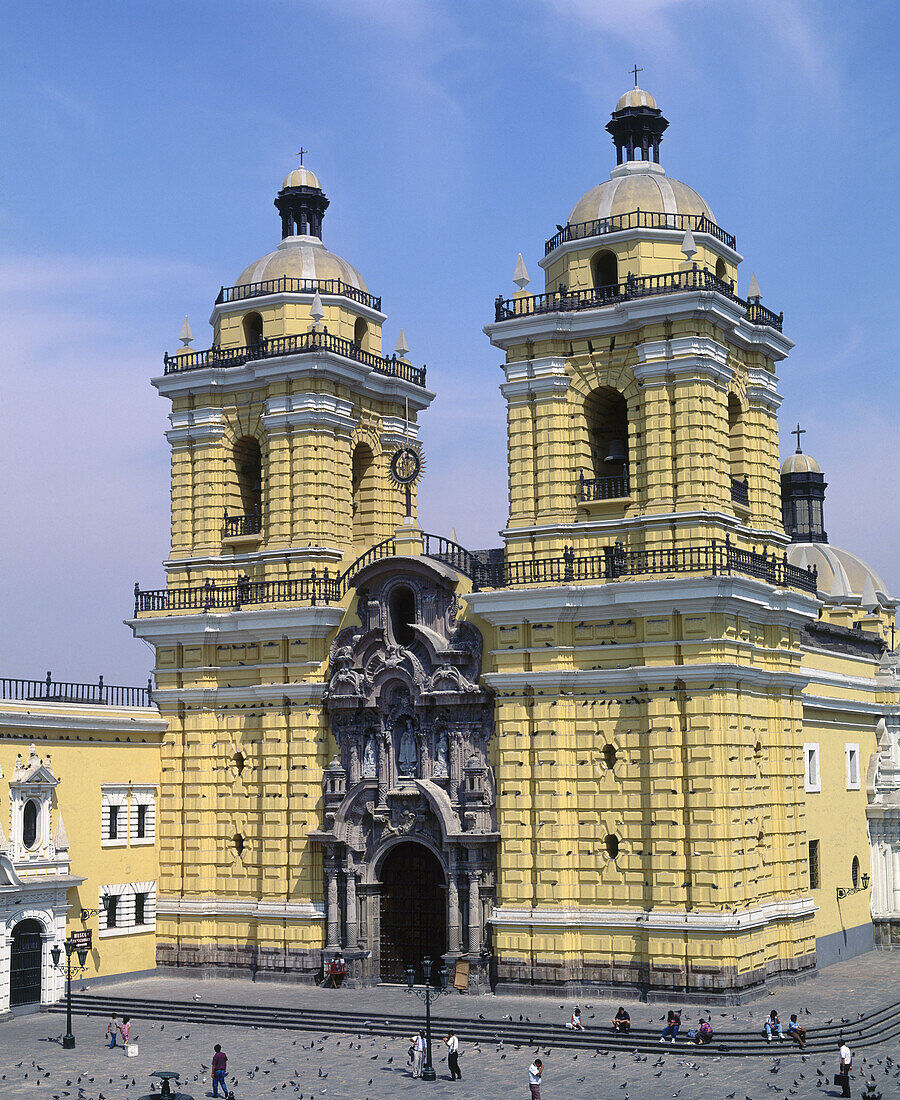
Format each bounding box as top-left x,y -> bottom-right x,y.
378,841 -> 446,984
715,257 -> 727,281
351,442 -> 377,544
10,919 -> 44,1007
581,386 -> 629,501
388,585 -> 416,647
727,393 -> 748,506
234,436 -> 263,520
353,316 -> 369,352
242,311 -> 264,348
591,249 -> 618,294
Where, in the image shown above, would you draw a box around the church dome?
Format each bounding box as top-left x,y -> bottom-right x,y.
281,166 -> 322,190
781,451 -> 822,475
787,543 -> 895,606
615,86 -> 658,111
235,236 -> 367,291
567,161 -> 716,226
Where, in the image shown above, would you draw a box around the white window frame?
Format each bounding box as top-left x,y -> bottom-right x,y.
129,786 -> 157,845
101,787 -> 128,847
803,742 -> 821,793
99,881 -> 157,938
845,744 -> 860,791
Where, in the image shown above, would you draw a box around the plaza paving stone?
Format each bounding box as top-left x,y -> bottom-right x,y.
0,951 -> 896,1100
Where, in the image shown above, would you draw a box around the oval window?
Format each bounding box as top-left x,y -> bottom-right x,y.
851,856 -> 860,889
22,800 -> 38,849
234,833 -> 245,856
602,744 -> 618,770
605,834 -> 620,860
233,751 -> 245,776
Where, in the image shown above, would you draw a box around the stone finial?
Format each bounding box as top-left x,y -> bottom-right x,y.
680,227 -> 697,260
395,329 -> 410,358
310,290 -> 325,324
178,315 -> 193,346
14,754 -> 25,781
747,272 -> 762,300
513,252 -> 530,290
53,812 -> 69,851
0,817 -> 7,853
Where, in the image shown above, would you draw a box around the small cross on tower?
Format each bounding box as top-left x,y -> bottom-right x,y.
297,147 -> 308,166
630,64 -> 643,87
792,423 -> 806,453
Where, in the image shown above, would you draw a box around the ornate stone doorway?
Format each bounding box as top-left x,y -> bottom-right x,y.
379,841 -> 446,983
10,920 -> 43,1007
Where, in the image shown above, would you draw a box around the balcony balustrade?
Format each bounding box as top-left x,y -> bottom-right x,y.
224,511 -> 262,538
545,210 -> 736,255
494,267 -> 783,332
0,672 -> 152,708
163,330 -> 426,386
730,475 -> 750,507
216,276 -> 381,311
579,469 -> 630,501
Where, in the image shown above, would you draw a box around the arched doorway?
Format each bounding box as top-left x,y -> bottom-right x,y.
379,842 -> 446,983
10,920 -> 43,1007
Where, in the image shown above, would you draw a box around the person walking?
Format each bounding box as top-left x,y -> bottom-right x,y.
528,1057 -> 543,1100
119,1016 -> 132,1051
211,1044 -> 228,1098
412,1030 -> 426,1078
443,1030 -> 461,1081
106,1013 -> 119,1049
837,1041 -> 852,1098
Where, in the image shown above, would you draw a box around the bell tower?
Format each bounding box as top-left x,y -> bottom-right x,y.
487,86 -> 792,567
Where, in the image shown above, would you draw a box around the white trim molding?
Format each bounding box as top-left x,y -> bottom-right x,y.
156,895 -> 325,921
803,742 -> 821,793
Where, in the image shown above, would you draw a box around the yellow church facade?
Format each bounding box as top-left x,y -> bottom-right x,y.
128,86 -> 899,999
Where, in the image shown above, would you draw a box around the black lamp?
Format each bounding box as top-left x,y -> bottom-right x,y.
76,947 -> 89,967
50,944 -> 61,967
405,964 -> 416,990
862,873 -> 871,889
422,956 -> 433,983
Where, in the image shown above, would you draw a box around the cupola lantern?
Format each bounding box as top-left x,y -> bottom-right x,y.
274,164 -> 330,239
605,83 -> 669,165
780,428 -> 828,543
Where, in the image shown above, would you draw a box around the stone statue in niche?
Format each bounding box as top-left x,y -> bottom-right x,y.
398,720 -> 418,777
433,731 -> 449,777
362,734 -> 377,778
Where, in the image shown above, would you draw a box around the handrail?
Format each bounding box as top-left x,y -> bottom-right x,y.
494,267 -> 784,332
0,672 -> 152,708
545,210 -> 736,255
163,331 -> 426,387
216,276 -> 381,311
133,535 -> 817,615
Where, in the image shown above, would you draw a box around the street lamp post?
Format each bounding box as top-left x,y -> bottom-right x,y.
50,938 -> 90,1049
405,956 -> 450,1082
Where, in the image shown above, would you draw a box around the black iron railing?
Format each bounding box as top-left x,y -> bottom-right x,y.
730,475 -> 750,506
545,210 -> 736,255
0,672 -> 152,708
163,331 -> 426,387
224,511 -> 262,538
134,533 -> 817,615
494,267 -> 783,332
216,276 -> 381,311
579,469 -> 630,502
471,539 -> 817,594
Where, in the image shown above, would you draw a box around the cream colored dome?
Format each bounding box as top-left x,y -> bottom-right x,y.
235,236 -> 367,291
781,452 -> 822,475
787,543 -> 895,606
567,161 -> 715,226
281,166 -> 322,190
615,87 -> 658,111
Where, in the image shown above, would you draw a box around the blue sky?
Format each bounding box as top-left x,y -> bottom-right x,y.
0,0 -> 897,683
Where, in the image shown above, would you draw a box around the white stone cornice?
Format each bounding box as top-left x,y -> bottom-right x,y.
157,895 -> 325,920
153,352 -> 435,411
127,605 -> 345,646
165,545 -> 345,572
746,366 -> 783,411
480,661 -> 810,695
502,510 -> 790,546
0,705 -> 164,735
262,392 -> 357,437
636,335 -> 730,368
165,406 -> 225,447
151,681 -> 326,706
380,416 -> 421,449
491,896 -> 815,933
539,227 -> 743,270
499,355 -> 571,403
484,290 -> 792,361
210,293 -> 386,328
466,574 -> 820,628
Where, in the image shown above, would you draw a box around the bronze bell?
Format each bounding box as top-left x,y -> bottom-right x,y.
604,438 -> 627,464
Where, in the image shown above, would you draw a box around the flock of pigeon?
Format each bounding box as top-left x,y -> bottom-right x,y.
0,1006 -> 897,1100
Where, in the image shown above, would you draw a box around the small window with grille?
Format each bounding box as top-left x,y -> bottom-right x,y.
808,839 -> 820,890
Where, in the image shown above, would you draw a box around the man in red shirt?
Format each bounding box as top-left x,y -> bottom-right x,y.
212,1044 -> 228,1098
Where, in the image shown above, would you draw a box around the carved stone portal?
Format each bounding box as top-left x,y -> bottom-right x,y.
310,556 -> 497,987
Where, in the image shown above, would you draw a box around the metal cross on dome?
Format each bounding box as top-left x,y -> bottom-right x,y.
297,147 -> 308,165
792,423 -> 806,452
630,64 -> 643,86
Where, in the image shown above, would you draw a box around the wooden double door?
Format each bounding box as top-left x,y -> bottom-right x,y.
379,842 -> 446,984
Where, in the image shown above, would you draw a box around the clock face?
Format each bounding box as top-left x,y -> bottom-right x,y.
390,445 -> 423,486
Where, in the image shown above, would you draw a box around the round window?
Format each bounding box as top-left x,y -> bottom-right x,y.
22,800 -> 38,849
